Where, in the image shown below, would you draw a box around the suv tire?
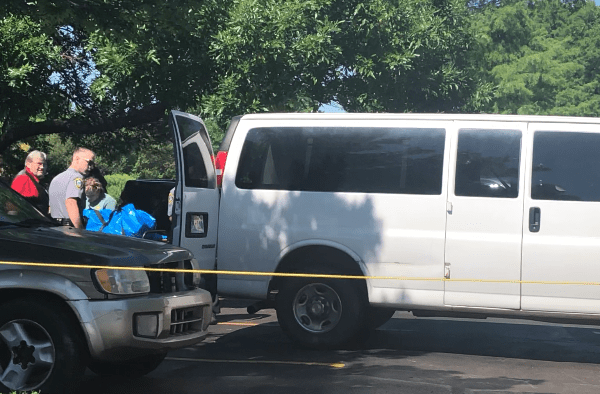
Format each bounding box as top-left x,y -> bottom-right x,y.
0,298 -> 87,394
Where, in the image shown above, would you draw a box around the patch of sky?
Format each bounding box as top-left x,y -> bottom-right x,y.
319,101 -> 346,113
49,25 -> 99,86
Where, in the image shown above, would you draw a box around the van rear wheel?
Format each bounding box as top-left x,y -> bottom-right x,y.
276,276 -> 368,348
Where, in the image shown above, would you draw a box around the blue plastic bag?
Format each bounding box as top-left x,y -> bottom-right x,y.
85,204 -> 158,239
101,210 -> 123,235
120,203 -> 156,238
83,209 -> 114,232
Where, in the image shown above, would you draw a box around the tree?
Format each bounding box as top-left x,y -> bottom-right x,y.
0,0 -> 227,176
0,0 -> 227,155
202,0 -> 478,123
1,0 -> 479,172
332,0 -> 476,113
469,0 -> 600,116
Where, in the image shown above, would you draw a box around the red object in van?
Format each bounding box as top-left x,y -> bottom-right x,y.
215,151 -> 228,188
214,115 -> 241,188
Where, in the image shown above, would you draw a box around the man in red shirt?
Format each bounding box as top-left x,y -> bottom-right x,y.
11,150 -> 49,214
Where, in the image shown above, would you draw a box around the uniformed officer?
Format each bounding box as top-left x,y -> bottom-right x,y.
49,147 -> 95,228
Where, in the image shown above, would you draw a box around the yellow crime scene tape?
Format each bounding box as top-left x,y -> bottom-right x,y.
3,259 -> 595,370
0,260 -> 599,286
165,356 -> 345,368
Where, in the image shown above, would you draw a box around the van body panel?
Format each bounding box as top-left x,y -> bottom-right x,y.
443,121 -> 527,309
217,118 -> 449,306
369,288 -> 444,308
169,111 -> 220,272
522,122 -> 600,313
277,239 -> 363,265
172,111 -> 600,328
217,277 -> 270,299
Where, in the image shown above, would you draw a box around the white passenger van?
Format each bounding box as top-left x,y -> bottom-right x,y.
169,111 -> 600,348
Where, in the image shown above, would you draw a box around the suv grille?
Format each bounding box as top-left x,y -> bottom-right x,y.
147,261 -> 195,294
170,306 -> 206,335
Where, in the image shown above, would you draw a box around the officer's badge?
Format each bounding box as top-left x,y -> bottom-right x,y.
74,178 -> 83,189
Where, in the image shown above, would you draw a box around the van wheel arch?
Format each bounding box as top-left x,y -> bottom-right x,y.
270,245 -> 367,293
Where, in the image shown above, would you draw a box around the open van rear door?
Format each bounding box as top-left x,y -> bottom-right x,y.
169,110 -> 220,275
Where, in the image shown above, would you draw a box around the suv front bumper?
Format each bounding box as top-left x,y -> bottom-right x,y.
68,288 -> 213,361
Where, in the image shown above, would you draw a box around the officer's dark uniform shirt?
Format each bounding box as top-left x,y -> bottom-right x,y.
49,168 -> 85,219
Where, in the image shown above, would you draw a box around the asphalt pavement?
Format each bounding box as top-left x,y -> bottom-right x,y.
80,298 -> 600,394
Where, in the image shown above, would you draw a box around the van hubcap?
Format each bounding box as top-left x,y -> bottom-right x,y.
293,283 -> 342,333
0,320 -> 55,391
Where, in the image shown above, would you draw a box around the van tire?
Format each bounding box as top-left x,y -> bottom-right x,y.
276,276 -> 368,349
368,307 -> 396,330
0,298 -> 87,394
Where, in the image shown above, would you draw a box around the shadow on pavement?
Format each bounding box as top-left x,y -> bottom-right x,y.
80,312 -> 600,394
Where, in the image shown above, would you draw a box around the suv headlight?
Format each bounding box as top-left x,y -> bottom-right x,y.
93,268 -> 150,295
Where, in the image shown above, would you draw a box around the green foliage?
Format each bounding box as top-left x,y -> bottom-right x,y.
6,0 -> 600,176
0,14 -> 65,128
470,0 -> 600,116
332,0 -> 476,113
202,0 -> 477,127
27,125 -> 177,182
202,116 -> 226,152
36,134 -> 76,179
83,0 -> 230,112
105,173 -> 135,202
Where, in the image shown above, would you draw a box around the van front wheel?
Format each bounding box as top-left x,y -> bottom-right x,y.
276,277 -> 368,348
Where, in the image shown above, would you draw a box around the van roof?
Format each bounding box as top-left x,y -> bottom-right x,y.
239,112 -> 600,124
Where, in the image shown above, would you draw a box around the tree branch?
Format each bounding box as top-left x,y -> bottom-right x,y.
0,103 -> 168,153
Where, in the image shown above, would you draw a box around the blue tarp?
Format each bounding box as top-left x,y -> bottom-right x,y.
84,204 -> 160,239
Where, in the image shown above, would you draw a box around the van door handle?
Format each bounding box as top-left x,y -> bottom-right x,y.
529,207 -> 541,232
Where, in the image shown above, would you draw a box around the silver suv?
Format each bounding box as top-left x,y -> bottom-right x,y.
0,181 -> 213,393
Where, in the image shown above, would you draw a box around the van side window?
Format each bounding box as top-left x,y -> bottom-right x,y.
182,144 -> 208,188
235,127 -> 445,194
455,129 -> 521,198
532,131 -> 600,201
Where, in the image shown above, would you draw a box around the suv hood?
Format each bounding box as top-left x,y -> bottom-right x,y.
0,225 -> 192,268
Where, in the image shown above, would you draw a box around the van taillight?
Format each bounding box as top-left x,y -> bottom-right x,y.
215,151 -> 228,188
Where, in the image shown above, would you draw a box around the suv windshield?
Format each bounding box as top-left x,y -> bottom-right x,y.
0,181 -> 52,225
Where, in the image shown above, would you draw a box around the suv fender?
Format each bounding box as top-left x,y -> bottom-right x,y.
0,269 -> 89,300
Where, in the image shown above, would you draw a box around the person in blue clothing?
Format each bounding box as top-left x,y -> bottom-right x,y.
85,176 -> 117,211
